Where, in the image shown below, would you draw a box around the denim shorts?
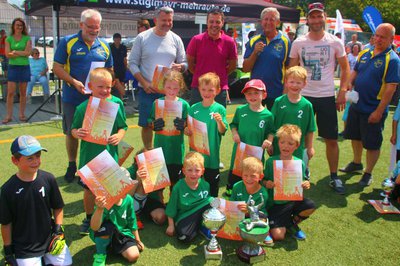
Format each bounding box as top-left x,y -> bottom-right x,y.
8,65 -> 30,82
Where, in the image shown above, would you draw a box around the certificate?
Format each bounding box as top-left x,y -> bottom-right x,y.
155,99 -> 182,136
273,160 -> 303,201
217,199 -> 245,241
82,96 -> 119,145
151,65 -> 169,94
187,115 -> 210,155
84,61 -> 105,94
232,142 -> 263,177
118,141 -> 134,166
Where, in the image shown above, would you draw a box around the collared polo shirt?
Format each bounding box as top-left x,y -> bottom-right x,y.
244,31 -> 290,99
54,31 -> 113,106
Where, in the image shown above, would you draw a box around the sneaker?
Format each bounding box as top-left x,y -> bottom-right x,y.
219,162 -> 224,169
262,233 -> 274,247
359,173 -> 373,186
93,253 -> 107,266
339,162 -> 363,173
329,178 -> 345,195
64,165 -> 76,183
288,225 -> 306,241
199,226 -> 211,240
79,218 -> 90,235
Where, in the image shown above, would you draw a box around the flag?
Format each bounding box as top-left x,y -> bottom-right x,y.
334,10 -> 345,45
362,6 -> 383,34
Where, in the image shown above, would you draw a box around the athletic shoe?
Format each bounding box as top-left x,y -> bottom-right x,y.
329,178 -> 345,195
219,162 -> 224,169
288,225 -> 306,240
79,218 -> 90,235
93,253 -> 107,266
64,165 -> 76,183
262,233 -> 274,247
359,173 -> 373,186
339,162 -> 363,173
199,226 -> 211,241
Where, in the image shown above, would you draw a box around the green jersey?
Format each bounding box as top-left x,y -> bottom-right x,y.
166,178 -> 212,223
6,35 -> 30,65
72,96 -> 128,168
188,102 -> 228,169
271,95 -> 316,159
149,97 -> 190,165
264,155 -> 306,206
229,104 -> 275,170
230,181 -> 271,211
92,194 -> 137,239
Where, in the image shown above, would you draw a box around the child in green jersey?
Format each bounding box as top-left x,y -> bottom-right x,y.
148,70 -> 190,189
71,68 -> 128,235
230,156 -> 274,246
186,72 -> 228,197
90,194 -> 144,266
226,79 -> 275,197
165,152 -> 213,242
264,125 -> 315,241
271,66 -> 316,165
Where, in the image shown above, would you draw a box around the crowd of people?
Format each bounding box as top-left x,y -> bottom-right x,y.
1,2 -> 399,265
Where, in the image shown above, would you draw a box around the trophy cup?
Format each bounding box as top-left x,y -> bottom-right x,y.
237,195 -> 269,264
381,178 -> 395,207
202,198 -> 226,260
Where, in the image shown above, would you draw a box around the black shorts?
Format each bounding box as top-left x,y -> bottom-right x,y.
227,170 -> 242,190
167,164 -> 183,188
305,96 -> 338,139
114,69 -> 126,81
203,168 -> 220,197
268,198 -> 315,229
344,105 -> 387,150
140,196 -> 165,218
94,220 -> 137,254
176,204 -> 210,242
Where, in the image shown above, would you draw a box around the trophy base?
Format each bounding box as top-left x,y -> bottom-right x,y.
204,245 -> 223,260
236,245 -> 266,264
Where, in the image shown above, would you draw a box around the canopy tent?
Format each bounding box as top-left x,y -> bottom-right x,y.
24,0 -> 300,23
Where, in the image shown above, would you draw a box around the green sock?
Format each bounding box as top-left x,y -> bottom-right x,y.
94,237 -> 111,254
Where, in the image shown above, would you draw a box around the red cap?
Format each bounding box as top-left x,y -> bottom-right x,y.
241,79 -> 267,94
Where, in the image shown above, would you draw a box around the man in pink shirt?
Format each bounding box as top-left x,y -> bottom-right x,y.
186,7 -> 237,107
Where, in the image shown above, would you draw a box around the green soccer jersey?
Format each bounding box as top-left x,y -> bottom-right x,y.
271,95 -> 316,159
92,194 -> 137,239
264,155 -> 306,206
230,181 -> 271,212
229,104 -> 275,170
72,96 -> 128,168
148,97 -> 190,165
188,102 -> 228,169
165,178 -> 212,224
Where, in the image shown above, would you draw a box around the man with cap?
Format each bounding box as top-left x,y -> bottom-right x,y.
225,79 -> 275,196
0,135 -> 72,265
289,2 -> 350,194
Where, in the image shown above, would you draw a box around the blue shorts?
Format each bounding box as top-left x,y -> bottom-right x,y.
344,105 -> 387,150
138,88 -> 162,127
8,65 -> 30,82
62,102 -> 77,135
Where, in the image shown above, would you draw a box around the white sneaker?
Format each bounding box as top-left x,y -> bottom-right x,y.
219,162 -> 224,169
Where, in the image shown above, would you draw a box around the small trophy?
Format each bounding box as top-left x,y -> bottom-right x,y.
237,195 -> 269,264
382,178 -> 395,207
202,198 -> 226,260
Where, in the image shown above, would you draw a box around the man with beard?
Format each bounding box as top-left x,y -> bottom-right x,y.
289,2 -> 350,194
128,6 -> 187,150
186,7 -> 237,106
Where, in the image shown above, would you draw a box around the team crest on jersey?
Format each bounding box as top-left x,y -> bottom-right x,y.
259,120 -> 265,128
374,59 -> 383,68
96,48 -> 107,58
274,43 -> 283,52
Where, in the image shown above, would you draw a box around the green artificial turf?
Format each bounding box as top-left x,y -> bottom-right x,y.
0,104 -> 399,265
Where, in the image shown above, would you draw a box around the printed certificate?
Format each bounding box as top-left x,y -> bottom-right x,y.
84,61 -> 105,94
232,142 -> 263,177
152,65 -> 169,94
217,199 -> 245,241
118,141 -> 134,166
187,115 -> 210,155
155,99 -> 182,136
273,160 -> 303,201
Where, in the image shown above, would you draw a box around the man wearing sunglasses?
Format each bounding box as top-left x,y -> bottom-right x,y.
289,2 -> 350,194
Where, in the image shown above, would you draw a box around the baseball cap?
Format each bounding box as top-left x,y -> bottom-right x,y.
241,79 -> 266,94
308,2 -> 325,15
10,135 -> 47,156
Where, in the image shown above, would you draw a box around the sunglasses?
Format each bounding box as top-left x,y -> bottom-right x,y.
308,2 -> 325,10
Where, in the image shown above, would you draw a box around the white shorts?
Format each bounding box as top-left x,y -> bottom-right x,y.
16,244 -> 72,266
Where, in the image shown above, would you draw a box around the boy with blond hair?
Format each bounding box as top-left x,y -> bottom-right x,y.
165,152 -> 213,242
186,72 -> 228,197
72,67 -> 128,235
264,125 -> 315,241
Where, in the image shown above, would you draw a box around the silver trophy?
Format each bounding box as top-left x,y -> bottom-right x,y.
381,178 -> 395,207
202,198 -> 226,260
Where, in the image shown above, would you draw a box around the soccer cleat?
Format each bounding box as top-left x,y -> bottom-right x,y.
359,173 -> 373,187
329,178 -> 345,195
92,253 -> 106,266
64,165 -> 76,183
79,218 -> 90,236
288,225 -> 306,241
339,162 -> 363,173
199,226 -> 211,241
262,233 -> 274,247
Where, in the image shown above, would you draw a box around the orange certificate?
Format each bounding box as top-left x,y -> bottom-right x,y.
82,96 -> 119,145
77,150 -> 137,210
217,199 -> 245,241
187,115 -> 210,155
135,147 -> 171,193
118,141 -> 134,166
155,99 -> 182,136
152,65 -> 169,94
273,160 -> 303,201
232,142 -> 263,177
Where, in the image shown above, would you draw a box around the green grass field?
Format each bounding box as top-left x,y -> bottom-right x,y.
1,103 -> 399,266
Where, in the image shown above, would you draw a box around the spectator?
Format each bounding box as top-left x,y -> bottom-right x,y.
110,33 -> 127,98
137,19 -> 150,33
27,48 -> 50,103
0,29 -> 8,77
346,33 -> 362,50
